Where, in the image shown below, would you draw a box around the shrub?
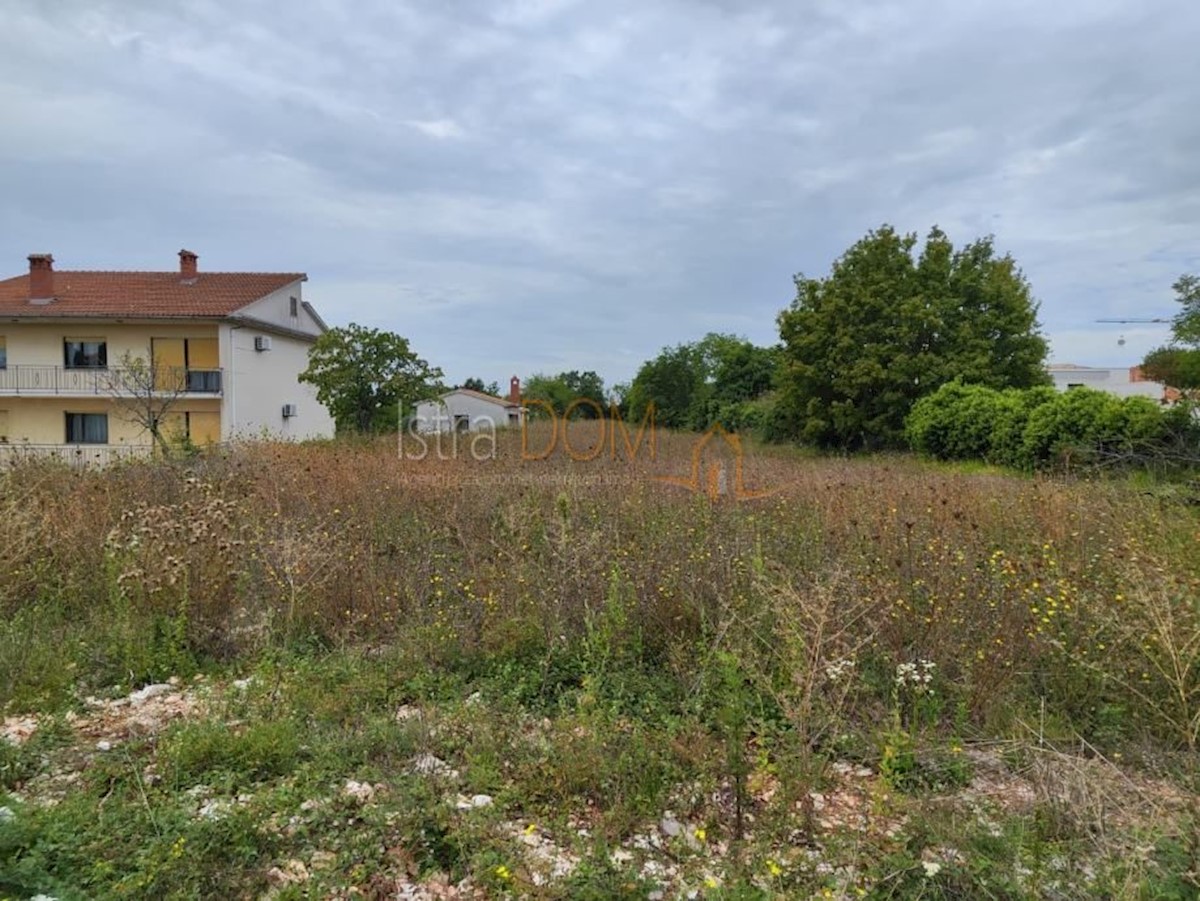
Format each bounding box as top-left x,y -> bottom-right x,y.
907,382 -> 1194,471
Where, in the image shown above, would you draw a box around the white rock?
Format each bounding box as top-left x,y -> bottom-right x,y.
0,806 -> 14,823
1,715 -> 38,746
96,740 -> 113,752
394,705 -> 422,721
454,793 -> 493,810
660,815 -> 683,838
343,780 -> 376,803
129,683 -> 174,704
267,859 -> 310,886
465,691 -> 484,706
198,799 -> 231,820
231,677 -> 255,691
410,753 -> 458,779
310,850 -> 337,870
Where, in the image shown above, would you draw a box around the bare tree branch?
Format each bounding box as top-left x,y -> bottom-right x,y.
101,351 -> 191,455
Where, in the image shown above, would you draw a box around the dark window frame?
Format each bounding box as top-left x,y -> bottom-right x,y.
64,339 -> 107,370
65,412 -> 109,444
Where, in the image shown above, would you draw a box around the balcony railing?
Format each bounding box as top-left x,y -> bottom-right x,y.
0,443 -> 154,468
0,365 -> 223,396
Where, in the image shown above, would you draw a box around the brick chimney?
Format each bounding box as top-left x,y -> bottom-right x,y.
179,249 -> 198,279
509,375 -> 521,404
27,253 -> 55,302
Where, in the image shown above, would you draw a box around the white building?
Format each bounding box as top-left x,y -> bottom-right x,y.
413,378 -> 525,433
0,249 -> 335,464
1046,363 -> 1176,403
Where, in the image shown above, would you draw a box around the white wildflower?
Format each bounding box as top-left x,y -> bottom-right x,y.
824,657 -> 856,682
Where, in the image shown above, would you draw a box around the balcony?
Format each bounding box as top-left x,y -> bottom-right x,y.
0,365 -> 223,396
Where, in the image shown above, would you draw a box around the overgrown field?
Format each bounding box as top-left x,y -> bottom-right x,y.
1,429 -> 1198,899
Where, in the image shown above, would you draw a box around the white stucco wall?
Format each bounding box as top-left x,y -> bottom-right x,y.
233,281 -> 323,335
413,390 -> 522,433
219,323 -> 334,440
1047,367 -> 1168,400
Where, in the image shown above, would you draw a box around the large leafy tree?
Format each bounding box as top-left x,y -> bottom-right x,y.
1141,274 -> 1200,397
775,225 -> 1048,450
300,323 -> 443,433
523,370 -> 606,417
626,333 -> 778,430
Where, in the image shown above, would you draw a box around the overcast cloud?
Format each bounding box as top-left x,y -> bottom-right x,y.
1,0 -> 1197,385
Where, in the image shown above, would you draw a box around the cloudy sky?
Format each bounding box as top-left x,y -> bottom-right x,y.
1,0 -> 1197,386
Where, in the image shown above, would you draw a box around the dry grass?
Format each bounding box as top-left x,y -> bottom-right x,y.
0,426 -> 1196,751
2,429 -> 1199,898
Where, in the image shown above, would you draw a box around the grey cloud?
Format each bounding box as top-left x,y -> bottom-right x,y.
1,0 -> 1197,385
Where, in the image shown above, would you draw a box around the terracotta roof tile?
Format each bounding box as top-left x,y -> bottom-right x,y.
0,271 -> 305,319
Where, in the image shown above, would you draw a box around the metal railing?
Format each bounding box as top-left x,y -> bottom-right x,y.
0,443 -> 154,468
0,365 -> 223,395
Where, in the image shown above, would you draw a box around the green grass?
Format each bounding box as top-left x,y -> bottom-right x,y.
0,439 -> 1197,897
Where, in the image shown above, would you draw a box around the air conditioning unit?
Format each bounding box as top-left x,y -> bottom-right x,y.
254,335 -> 273,352
282,403 -> 298,419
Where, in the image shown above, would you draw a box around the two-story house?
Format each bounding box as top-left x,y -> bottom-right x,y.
0,250 -> 335,463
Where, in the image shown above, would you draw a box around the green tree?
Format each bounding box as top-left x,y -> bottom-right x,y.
776,225 -> 1049,450
460,377 -> 486,393
299,323 -> 443,434
627,334 -> 778,431
626,343 -> 704,430
523,371 -> 606,417
1141,274 -> 1200,397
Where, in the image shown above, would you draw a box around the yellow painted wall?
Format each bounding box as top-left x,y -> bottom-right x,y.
0,397 -> 220,446
0,323 -> 220,367
0,323 -> 223,446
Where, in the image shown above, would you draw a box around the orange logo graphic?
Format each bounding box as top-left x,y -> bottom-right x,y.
656,424 -> 774,500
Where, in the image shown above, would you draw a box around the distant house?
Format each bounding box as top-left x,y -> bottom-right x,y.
0,250 -> 335,465
1046,363 -> 1178,403
413,377 -> 525,433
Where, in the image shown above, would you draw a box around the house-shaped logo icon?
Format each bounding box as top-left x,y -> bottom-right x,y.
655,423 -> 774,501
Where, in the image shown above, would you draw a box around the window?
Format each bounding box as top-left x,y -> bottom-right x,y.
65,413 -> 108,444
0,336 -> 6,369
152,337 -> 220,392
289,296 -> 299,318
64,340 -> 106,369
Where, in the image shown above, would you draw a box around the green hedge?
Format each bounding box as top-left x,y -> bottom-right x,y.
906,382 -> 1197,470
